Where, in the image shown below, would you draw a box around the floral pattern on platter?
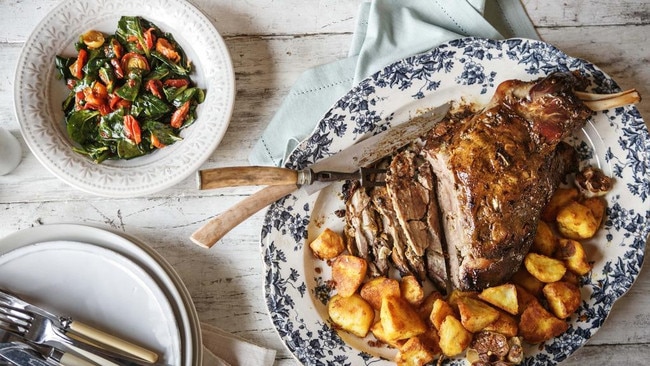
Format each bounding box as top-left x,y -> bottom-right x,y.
262,37 -> 650,366
14,0 -> 234,197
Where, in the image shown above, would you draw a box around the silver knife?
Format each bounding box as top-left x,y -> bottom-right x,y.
190,102 -> 450,248
197,102 -> 450,195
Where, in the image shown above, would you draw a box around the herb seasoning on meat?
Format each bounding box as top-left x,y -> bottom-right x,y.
55,16 -> 205,163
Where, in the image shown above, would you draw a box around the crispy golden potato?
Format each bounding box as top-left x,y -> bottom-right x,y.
543,281 -> 582,319
478,283 -> 519,315
518,300 -> 568,344
309,228 -> 345,260
482,310 -> 518,338
581,196 -> 607,228
370,321 -> 405,348
332,255 -> 368,297
380,295 -> 428,342
417,291 -> 444,321
395,331 -> 441,366
556,200 -> 600,239
457,297 -> 501,333
524,253 -> 567,283
511,267 -> 544,296
447,289 -> 479,312
514,284 -> 539,315
532,220 -> 557,257
438,315 -> 473,357
360,277 -> 401,310
555,238 -> 592,276
328,294 -> 375,337
541,187 -> 579,222
429,299 -> 456,331
400,275 -> 425,306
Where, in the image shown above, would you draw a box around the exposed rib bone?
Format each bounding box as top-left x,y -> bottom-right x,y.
574,89 -> 641,111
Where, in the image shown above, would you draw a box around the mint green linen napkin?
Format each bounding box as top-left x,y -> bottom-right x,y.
249,0 -> 539,166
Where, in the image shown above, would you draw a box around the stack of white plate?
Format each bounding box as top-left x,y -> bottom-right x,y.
0,224 -> 202,365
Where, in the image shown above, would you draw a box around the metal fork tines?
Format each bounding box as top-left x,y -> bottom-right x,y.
0,301 -> 100,365
0,299 -> 158,366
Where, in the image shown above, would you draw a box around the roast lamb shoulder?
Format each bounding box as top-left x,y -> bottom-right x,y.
344,72 -> 593,291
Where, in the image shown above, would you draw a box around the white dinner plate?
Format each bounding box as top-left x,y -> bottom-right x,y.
0,224 -> 202,366
262,37 -> 650,365
14,0 -> 235,197
0,240 -> 181,364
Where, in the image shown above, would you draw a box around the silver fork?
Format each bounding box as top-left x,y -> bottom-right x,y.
0,300 -> 164,366
0,289 -> 159,364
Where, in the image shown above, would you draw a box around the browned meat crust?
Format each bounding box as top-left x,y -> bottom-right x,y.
344,72 -> 591,292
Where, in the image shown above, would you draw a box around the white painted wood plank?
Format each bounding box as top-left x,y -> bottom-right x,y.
1,1 -> 649,365
523,0 -> 650,27
1,0 -> 648,43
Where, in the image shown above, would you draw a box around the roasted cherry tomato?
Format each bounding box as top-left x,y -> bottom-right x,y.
123,114 -> 142,144
150,133 -> 166,149
145,79 -> 164,99
163,78 -> 189,88
170,100 -> 190,128
70,49 -> 88,79
143,28 -> 156,50
155,38 -> 181,63
121,52 -> 150,73
81,30 -> 105,49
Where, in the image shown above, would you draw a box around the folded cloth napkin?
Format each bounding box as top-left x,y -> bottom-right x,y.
201,323 -> 277,366
249,0 -> 539,167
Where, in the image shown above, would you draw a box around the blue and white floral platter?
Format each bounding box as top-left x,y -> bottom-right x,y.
262,37 -> 649,365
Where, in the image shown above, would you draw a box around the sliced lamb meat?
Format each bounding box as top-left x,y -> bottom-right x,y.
370,185 -> 413,277
385,149 -> 448,290
422,72 -> 590,290
344,182 -> 385,277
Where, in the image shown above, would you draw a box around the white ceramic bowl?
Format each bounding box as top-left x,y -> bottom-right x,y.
14,0 -> 235,197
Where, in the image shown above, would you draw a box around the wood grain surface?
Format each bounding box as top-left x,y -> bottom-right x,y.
0,1 -> 648,365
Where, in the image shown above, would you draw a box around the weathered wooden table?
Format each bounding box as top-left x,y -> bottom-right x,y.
0,1 -> 648,364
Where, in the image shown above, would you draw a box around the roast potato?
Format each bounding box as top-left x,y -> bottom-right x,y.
524,253 -> 567,283
543,281 -> 582,319
541,187 -> 579,222
518,300 -> 568,344
331,255 -> 367,297
555,238 -> 592,276
309,228 -> 345,259
400,275 -> 425,306
438,315 -> 473,357
456,297 -> 501,333
360,277 -> 401,310
380,295 -> 428,342
482,310 -> 518,338
478,283 -> 519,315
429,298 -> 456,331
556,200 -> 600,239
328,294 -> 375,337
394,331 -> 441,366
531,220 -> 557,257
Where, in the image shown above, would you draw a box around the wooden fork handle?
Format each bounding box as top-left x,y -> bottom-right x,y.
191,184 -> 298,248
198,166 -> 299,189
69,321 -> 158,363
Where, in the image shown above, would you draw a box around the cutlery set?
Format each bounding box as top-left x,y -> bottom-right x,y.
0,289 -> 161,366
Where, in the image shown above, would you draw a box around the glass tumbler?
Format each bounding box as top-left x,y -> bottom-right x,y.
0,127 -> 22,175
